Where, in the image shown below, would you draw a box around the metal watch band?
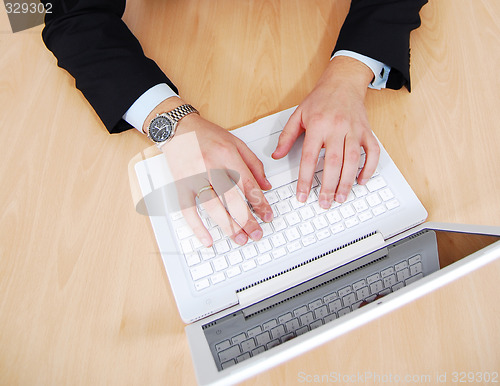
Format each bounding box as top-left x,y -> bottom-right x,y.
165,104 -> 199,123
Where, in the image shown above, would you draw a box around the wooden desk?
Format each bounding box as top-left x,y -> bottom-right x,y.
1,1 -> 499,384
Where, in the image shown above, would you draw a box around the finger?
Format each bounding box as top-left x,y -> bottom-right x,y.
335,135 -> 361,203
235,138 -> 272,190
198,186 -> 248,246
213,181 -> 263,242
272,110 -> 303,159
228,158 -> 274,224
357,134 -> 380,185
178,193 -> 213,247
296,127 -> 323,203
318,135 -> 344,208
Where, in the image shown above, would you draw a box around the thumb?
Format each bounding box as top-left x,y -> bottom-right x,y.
272,110 -> 303,159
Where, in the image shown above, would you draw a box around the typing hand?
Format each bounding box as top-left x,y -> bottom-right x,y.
158,99 -> 273,248
272,56 -> 380,209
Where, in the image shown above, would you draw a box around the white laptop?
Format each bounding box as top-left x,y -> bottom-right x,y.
133,107 -> 500,384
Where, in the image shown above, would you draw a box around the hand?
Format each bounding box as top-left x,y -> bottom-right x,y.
148,98 -> 273,248
272,56 -> 380,209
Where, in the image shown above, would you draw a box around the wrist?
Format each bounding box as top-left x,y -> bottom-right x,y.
142,96 -> 187,135
320,56 -> 374,98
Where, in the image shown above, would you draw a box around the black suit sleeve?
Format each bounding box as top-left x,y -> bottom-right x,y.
333,0 -> 428,91
41,0 -> 178,133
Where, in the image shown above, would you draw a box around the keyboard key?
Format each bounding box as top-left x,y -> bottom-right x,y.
267,340 -> 280,349
366,193 -> 382,207
395,260 -> 409,271
185,253 -> 201,267
328,299 -> 342,313
287,241 -> 302,253
284,227 -> 300,241
270,233 -> 286,247
215,340 -> 231,352
271,325 -> 286,340
256,331 -> 271,346
247,326 -> 262,337
194,279 -> 210,291
241,244 -> 258,259
276,186 -> 293,200
299,206 -> 315,220
338,307 -> 350,317
257,253 -> 272,265
298,222 -> 314,236
294,306 -> 308,317
281,333 -> 295,343
358,211 -> 373,222
256,239 -> 272,253
271,217 -> 287,232
226,266 -> 241,278
381,267 -> 395,277
340,205 -> 356,219
352,199 -> 369,213
310,320 -> 323,330
352,184 -> 368,197
324,314 -> 337,323
342,293 -> 356,307
366,176 -> 387,192
312,215 -> 328,230
221,360 -> 236,369
232,333 -> 247,345
302,235 -> 317,247
296,326 -> 309,336
397,268 -> 410,282
314,305 -> 329,319
330,223 -> 345,234
264,190 -> 279,205
323,292 -> 338,303
372,204 -> 387,216
386,198 -> 400,210
176,225 -> 193,240
379,187 -> 395,201
409,262 -> 423,276
383,274 -> 397,288
367,273 -> 380,284
190,262 -> 213,281
299,312 -> 314,326
180,239 -> 193,254
272,248 -> 287,259
227,250 -> 243,265
338,286 -> 352,297
263,319 -> 278,330
278,313 -> 293,324
409,255 -> 422,265
276,201 -> 291,215
405,273 -> 423,285
211,272 -> 225,284
214,240 -> 231,254
285,212 -> 301,226
219,345 -> 241,362
370,280 -> 384,294
251,346 -> 265,356
260,222 -> 274,236
356,286 -> 370,301
236,353 -> 251,363
241,259 -> 257,271
308,299 -> 323,310
241,338 -> 256,353
212,256 -> 228,271
345,217 -> 360,228
285,318 -> 300,332
316,228 -> 331,240
352,279 -> 366,291
199,247 -> 215,260
312,202 -> 328,215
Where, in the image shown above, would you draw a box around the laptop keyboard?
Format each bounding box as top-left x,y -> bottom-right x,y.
170,155 -> 401,291
211,253 -> 424,370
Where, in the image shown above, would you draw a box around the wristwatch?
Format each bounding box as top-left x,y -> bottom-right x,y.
146,104 -> 199,148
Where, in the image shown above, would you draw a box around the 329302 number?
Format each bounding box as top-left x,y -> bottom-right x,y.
5,2 -> 52,14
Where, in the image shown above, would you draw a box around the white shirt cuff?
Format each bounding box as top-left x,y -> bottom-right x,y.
332,50 -> 391,90
122,83 -> 179,132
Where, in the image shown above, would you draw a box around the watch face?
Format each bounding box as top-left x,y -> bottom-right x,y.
149,116 -> 174,143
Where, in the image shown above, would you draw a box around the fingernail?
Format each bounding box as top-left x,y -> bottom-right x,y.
319,199 -> 331,209
335,194 -> 346,203
201,237 -> 212,248
250,229 -> 263,241
235,233 -> 247,245
264,211 -> 274,222
264,178 -> 272,188
297,191 -> 307,203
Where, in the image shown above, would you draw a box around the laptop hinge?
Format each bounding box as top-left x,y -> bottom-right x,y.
236,231 -> 385,308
